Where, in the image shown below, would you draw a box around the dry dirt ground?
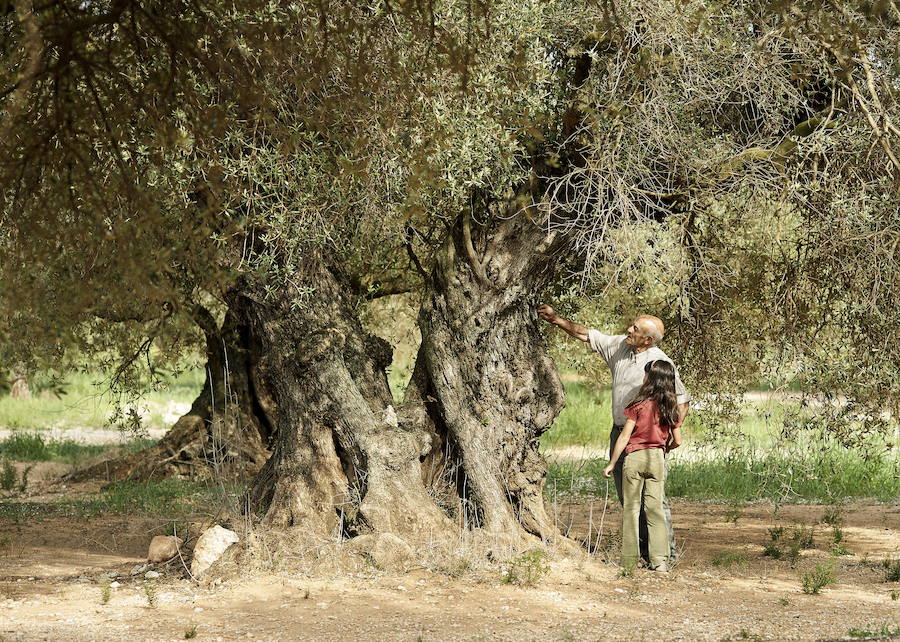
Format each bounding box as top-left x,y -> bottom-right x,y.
1,481 -> 899,641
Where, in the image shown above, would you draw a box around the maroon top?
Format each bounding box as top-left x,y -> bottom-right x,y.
623,399 -> 679,455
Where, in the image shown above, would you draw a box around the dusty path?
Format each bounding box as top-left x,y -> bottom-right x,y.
1,502 -> 898,641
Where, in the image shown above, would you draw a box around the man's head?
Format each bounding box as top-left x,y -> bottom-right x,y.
625,315 -> 665,352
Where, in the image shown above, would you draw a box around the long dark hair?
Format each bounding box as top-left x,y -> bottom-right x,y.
628,360 -> 680,426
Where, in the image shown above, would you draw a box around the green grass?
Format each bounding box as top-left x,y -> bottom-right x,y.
0,479 -> 233,519
0,432 -> 155,464
847,624 -> 900,639
546,449 -> 899,503
0,369 -> 203,432
541,381 -> 612,448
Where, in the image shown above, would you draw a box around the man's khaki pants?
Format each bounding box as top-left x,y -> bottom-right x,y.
620,447 -> 669,569
610,424 -> 676,562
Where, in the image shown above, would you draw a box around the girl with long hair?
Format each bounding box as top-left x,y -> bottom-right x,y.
603,359 -> 682,571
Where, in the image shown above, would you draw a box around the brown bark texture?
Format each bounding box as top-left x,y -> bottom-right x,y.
240,255 -> 450,541
67,307 -> 273,483
409,213 -> 567,540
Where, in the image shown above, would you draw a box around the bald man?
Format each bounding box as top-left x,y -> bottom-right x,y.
537,305 -> 690,564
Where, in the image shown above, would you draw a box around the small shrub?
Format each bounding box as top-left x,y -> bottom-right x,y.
711,550 -> 750,568
777,597 -> 790,606
143,581 -> 158,608
501,550 -> 549,587
821,507 -> 843,527
882,558 -> 900,582
17,464 -> 33,493
801,563 -> 836,595
830,526 -> 851,556
100,581 -> 111,605
723,504 -> 743,523
762,544 -> 783,560
767,527 -> 784,542
790,525 -> 814,550
785,542 -> 803,566
890,590 -> 897,601
184,625 -> 197,639
0,459 -> 15,491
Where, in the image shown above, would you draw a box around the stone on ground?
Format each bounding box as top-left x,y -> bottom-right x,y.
370,533 -> 414,571
147,535 -> 183,563
190,525 -> 239,579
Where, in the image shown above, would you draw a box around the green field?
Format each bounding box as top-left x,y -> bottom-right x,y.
0,370 -> 204,433
1,373 -> 897,505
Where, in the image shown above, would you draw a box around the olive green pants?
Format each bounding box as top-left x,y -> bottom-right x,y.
621,447 -> 668,569
610,424 -> 675,561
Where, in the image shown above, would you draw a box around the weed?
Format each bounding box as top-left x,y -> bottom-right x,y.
184,625 -> 197,639
821,506 -> 843,527
890,590 -> 897,601
143,581 -> 158,608
500,550 -> 549,587
847,624 -> 900,638
438,558 -> 471,579
801,563 -> 836,595
882,558 -> 900,582
0,460 -> 15,491
767,527 -> 784,542
790,525 -> 814,550
100,580 -> 111,605
777,597 -> 790,606
17,465 -> 33,493
723,503 -> 743,523
830,526 -> 851,556
762,544 -> 783,560
711,550 -> 750,568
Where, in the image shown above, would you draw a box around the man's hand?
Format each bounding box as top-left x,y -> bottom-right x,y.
537,304 -> 590,342
602,463 -> 614,478
537,304 -> 558,323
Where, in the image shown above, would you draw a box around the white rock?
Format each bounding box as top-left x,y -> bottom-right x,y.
190,525 -> 239,579
145,570 -> 160,579
109,581 -> 121,588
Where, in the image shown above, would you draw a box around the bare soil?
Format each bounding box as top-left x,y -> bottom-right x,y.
1,482 -> 898,641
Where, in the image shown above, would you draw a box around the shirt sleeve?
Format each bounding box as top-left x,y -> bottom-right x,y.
587,330 -> 625,365
674,367 -> 691,406
623,402 -> 641,423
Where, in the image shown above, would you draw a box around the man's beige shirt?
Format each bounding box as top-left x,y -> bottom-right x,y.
588,330 -> 691,427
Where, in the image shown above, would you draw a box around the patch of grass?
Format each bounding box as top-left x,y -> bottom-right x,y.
547,448 -> 899,504
711,550 -> 750,568
0,480 -> 230,519
0,369 -> 204,433
184,625 -> 197,639
500,550 -> 549,587
882,558 -> 900,583
0,460 -> 15,491
540,382 -> 612,448
0,432 -> 155,464
847,624 -> 900,638
777,597 -> 790,606
801,562 -> 836,595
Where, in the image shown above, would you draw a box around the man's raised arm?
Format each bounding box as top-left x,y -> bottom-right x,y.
537,304 -> 589,342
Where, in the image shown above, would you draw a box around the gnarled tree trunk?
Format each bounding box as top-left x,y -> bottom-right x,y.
410,213 -> 567,540
240,255 -> 450,542
68,305 -> 273,483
